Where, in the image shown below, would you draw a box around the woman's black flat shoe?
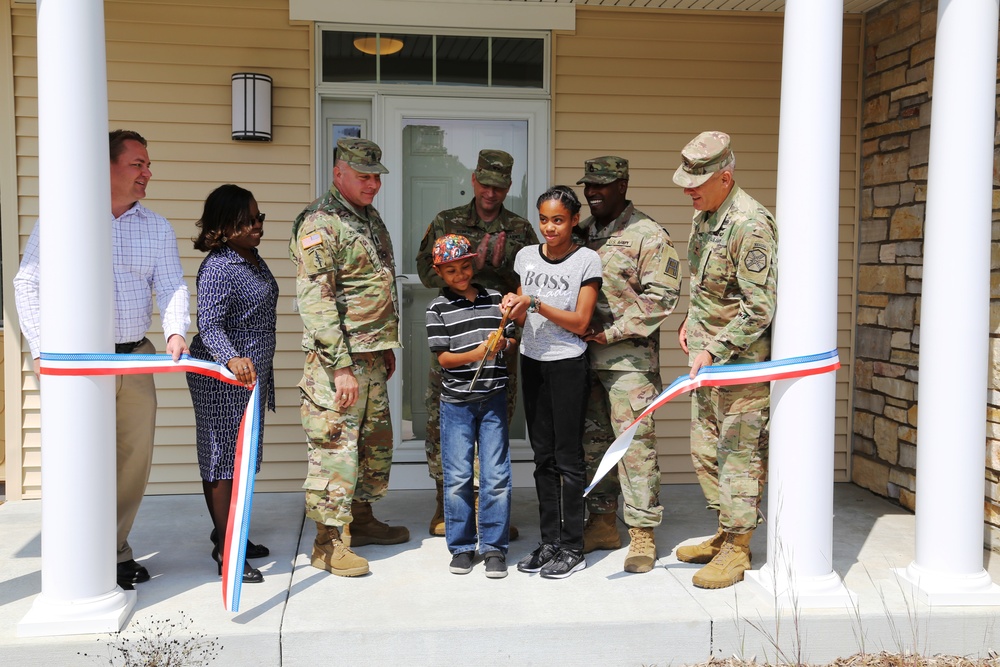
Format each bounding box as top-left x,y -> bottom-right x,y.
210,528 -> 270,559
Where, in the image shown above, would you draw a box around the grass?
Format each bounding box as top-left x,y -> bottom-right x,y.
689,655 -> 1000,667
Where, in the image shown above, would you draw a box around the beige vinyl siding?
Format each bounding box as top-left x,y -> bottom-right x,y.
553,7 -> 861,484
9,0 -> 313,498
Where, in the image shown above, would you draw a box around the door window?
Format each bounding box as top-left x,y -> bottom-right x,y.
398,118 -> 530,446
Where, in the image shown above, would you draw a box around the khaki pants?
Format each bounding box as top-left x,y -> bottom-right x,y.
115,338 -> 157,563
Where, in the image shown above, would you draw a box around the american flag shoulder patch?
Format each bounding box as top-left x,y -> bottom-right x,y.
301,233 -> 322,249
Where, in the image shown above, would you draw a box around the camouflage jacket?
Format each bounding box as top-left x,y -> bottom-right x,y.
415,199 -> 538,295
687,186 -> 777,365
289,185 -> 400,379
579,202 -> 681,372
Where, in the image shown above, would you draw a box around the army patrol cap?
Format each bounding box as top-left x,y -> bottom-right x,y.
576,156 -> 629,185
433,234 -> 479,266
474,149 -> 513,188
336,137 -> 389,174
672,131 -> 734,188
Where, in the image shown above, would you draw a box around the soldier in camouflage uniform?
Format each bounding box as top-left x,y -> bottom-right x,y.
673,131 -> 777,589
577,156 -> 682,574
290,137 -> 410,577
415,149 -> 538,537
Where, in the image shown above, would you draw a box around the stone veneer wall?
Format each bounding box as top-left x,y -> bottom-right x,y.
855,0 -> 1000,546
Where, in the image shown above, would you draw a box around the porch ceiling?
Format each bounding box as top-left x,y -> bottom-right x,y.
495,0 -> 889,14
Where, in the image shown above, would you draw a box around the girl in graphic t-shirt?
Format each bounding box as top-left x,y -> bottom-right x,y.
501,185 -> 602,580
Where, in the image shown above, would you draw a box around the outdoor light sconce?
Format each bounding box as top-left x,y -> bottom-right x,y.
232,72 -> 272,141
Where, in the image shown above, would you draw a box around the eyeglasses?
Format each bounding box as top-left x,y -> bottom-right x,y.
254,212 -> 266,223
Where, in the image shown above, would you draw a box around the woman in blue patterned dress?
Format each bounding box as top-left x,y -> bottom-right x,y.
187,184 -> 278,583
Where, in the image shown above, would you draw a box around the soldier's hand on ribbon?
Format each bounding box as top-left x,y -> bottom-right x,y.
690,350 -> 713,379
333,367 -> 359,408
474,234 -> 490,271
227,356 -> 257,387
490,231 -> 506,267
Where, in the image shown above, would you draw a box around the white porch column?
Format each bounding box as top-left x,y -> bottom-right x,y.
896,0 -> 1000,606
744,0 -> 854,608
18,0 -> 135,636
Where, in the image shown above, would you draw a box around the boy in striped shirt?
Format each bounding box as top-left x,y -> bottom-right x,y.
426,234 -> 515,579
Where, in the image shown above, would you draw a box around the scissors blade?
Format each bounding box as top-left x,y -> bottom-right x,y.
469,356 -> 489,391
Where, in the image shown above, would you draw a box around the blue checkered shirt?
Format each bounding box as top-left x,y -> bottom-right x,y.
13,202 -> 190,358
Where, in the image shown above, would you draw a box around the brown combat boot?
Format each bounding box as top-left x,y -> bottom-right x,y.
429,481 -> 446,537
623,527 -> 657,573
691,531 -> 753,589
676,527 -> 726,564
343,500 -> 410,547
583,512 -> 621,553
311,522 -> 369,577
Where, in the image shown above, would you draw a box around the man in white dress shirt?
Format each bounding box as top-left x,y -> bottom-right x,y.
13,129 -> 190,590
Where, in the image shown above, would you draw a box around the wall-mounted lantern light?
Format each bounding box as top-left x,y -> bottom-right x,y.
232,72 -> 272,141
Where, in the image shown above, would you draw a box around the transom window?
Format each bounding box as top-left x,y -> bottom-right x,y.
321,30 -> 545,88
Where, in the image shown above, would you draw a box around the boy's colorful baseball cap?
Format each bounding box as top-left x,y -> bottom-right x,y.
432,234 -> 478,266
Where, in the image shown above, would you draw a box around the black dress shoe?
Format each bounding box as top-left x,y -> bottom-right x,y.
116,559 -> 150,584
210,528 -> 269,559
211,546 -> 264,584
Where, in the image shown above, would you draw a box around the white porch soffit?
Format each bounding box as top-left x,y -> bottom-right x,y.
488,0 -> 889,14
288,0 -> 576,30
289,0 -> 890,29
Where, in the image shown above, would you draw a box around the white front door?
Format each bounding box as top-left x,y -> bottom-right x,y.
379,96 -> 550,488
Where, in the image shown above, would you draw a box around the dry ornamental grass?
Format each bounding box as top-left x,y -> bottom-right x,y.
688,654 -> 1000,667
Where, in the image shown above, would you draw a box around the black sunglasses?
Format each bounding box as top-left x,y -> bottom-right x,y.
254,212 -> 266,223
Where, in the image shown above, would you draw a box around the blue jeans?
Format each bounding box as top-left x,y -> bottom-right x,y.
441,391 -> 512,555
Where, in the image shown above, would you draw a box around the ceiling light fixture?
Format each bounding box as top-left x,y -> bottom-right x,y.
353,36 -> 404,56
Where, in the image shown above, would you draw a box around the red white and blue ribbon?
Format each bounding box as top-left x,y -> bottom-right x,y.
222,381 -> 260,612
39,351 -> 260,612
583,349 -> 841,496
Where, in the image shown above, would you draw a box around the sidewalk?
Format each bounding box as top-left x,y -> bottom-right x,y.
2,484 -> 999,666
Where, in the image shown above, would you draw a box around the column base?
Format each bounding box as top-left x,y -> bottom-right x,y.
893,562 -> 1000,606
18,587 -> 136,637
746,564 -> 857,609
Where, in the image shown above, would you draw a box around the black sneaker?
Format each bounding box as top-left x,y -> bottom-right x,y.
517,543 -> 559,573
540,548 -> 586,579
449,551 -> 474,574
483,551 -> 508,579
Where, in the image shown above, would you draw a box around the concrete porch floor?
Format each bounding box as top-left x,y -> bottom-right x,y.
2,483 -> 1000,666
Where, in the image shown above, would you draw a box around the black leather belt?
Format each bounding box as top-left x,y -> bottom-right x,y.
115,338 -> 147,354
